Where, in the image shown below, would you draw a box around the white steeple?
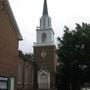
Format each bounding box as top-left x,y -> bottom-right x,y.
34,0 -> 54,46
40,0 -> 51,29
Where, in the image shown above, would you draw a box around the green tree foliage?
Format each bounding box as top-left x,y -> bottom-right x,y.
56,23 -> 90,90
19,50 -> 34,61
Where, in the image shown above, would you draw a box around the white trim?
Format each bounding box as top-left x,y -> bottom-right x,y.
10,77 -> 14,90
0,77 -> 8,81
33,42 -> 55,47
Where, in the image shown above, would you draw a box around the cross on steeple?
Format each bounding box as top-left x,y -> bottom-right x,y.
43,0 -> 48,16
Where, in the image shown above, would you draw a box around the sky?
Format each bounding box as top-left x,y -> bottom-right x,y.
9,0 -> 90,53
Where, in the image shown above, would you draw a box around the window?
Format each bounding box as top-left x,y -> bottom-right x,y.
42,33 -> 47,42
31,69 -> 34,84
25,65 -> 29,84
0,77 -> 8,90
17,63 -> 22,83
0,81 -> 8,89
43,18 -> 46,28
48,18 -> 50,27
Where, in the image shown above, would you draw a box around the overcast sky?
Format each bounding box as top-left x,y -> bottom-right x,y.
9,0 -> 90,53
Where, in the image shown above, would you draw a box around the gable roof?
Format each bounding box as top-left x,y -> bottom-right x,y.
3,0 -> 23,40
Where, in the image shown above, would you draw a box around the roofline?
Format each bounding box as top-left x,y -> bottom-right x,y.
4,0 -> 23,40
19,57 -> 35,65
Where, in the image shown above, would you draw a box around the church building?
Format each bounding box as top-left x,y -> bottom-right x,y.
34,0 -> 57,90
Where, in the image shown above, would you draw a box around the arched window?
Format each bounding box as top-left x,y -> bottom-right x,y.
17,63 -> 22,83
43,18 -> 46,28
42,33 -> 47,42
31,69 -> 34,84
25,65 -> 29,84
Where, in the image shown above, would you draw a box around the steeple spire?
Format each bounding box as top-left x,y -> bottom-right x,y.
40,0 -> 51,29
43,0 -> 48,16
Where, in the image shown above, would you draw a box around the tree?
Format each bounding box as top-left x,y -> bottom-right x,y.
24,53 -> 34,61
19,50 -> 34,61
56,23 -> 90,90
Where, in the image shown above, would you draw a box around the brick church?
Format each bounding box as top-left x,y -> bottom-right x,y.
33,0 -> 57,90
0,0 -> 57,90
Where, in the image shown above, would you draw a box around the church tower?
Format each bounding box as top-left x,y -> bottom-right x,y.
34,0 -> 57,90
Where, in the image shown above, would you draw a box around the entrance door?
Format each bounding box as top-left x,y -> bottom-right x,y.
38,70 -> 50,89
39,74 -> 48,89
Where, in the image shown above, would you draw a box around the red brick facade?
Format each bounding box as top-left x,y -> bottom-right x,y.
34,46 -> 57,90
34,46 -> 57,72
0,1 -> 36,90
17,59 -> 35,90
0,0 -> 22,90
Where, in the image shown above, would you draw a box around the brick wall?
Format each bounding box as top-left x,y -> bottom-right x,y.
0,1 -> 19,77
34,46 -> 57,89
34,46 -> 56,72
0,1 -> 21,90
17,59 -> 35,90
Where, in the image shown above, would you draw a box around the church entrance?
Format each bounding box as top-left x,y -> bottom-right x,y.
38,70 -> 50,89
